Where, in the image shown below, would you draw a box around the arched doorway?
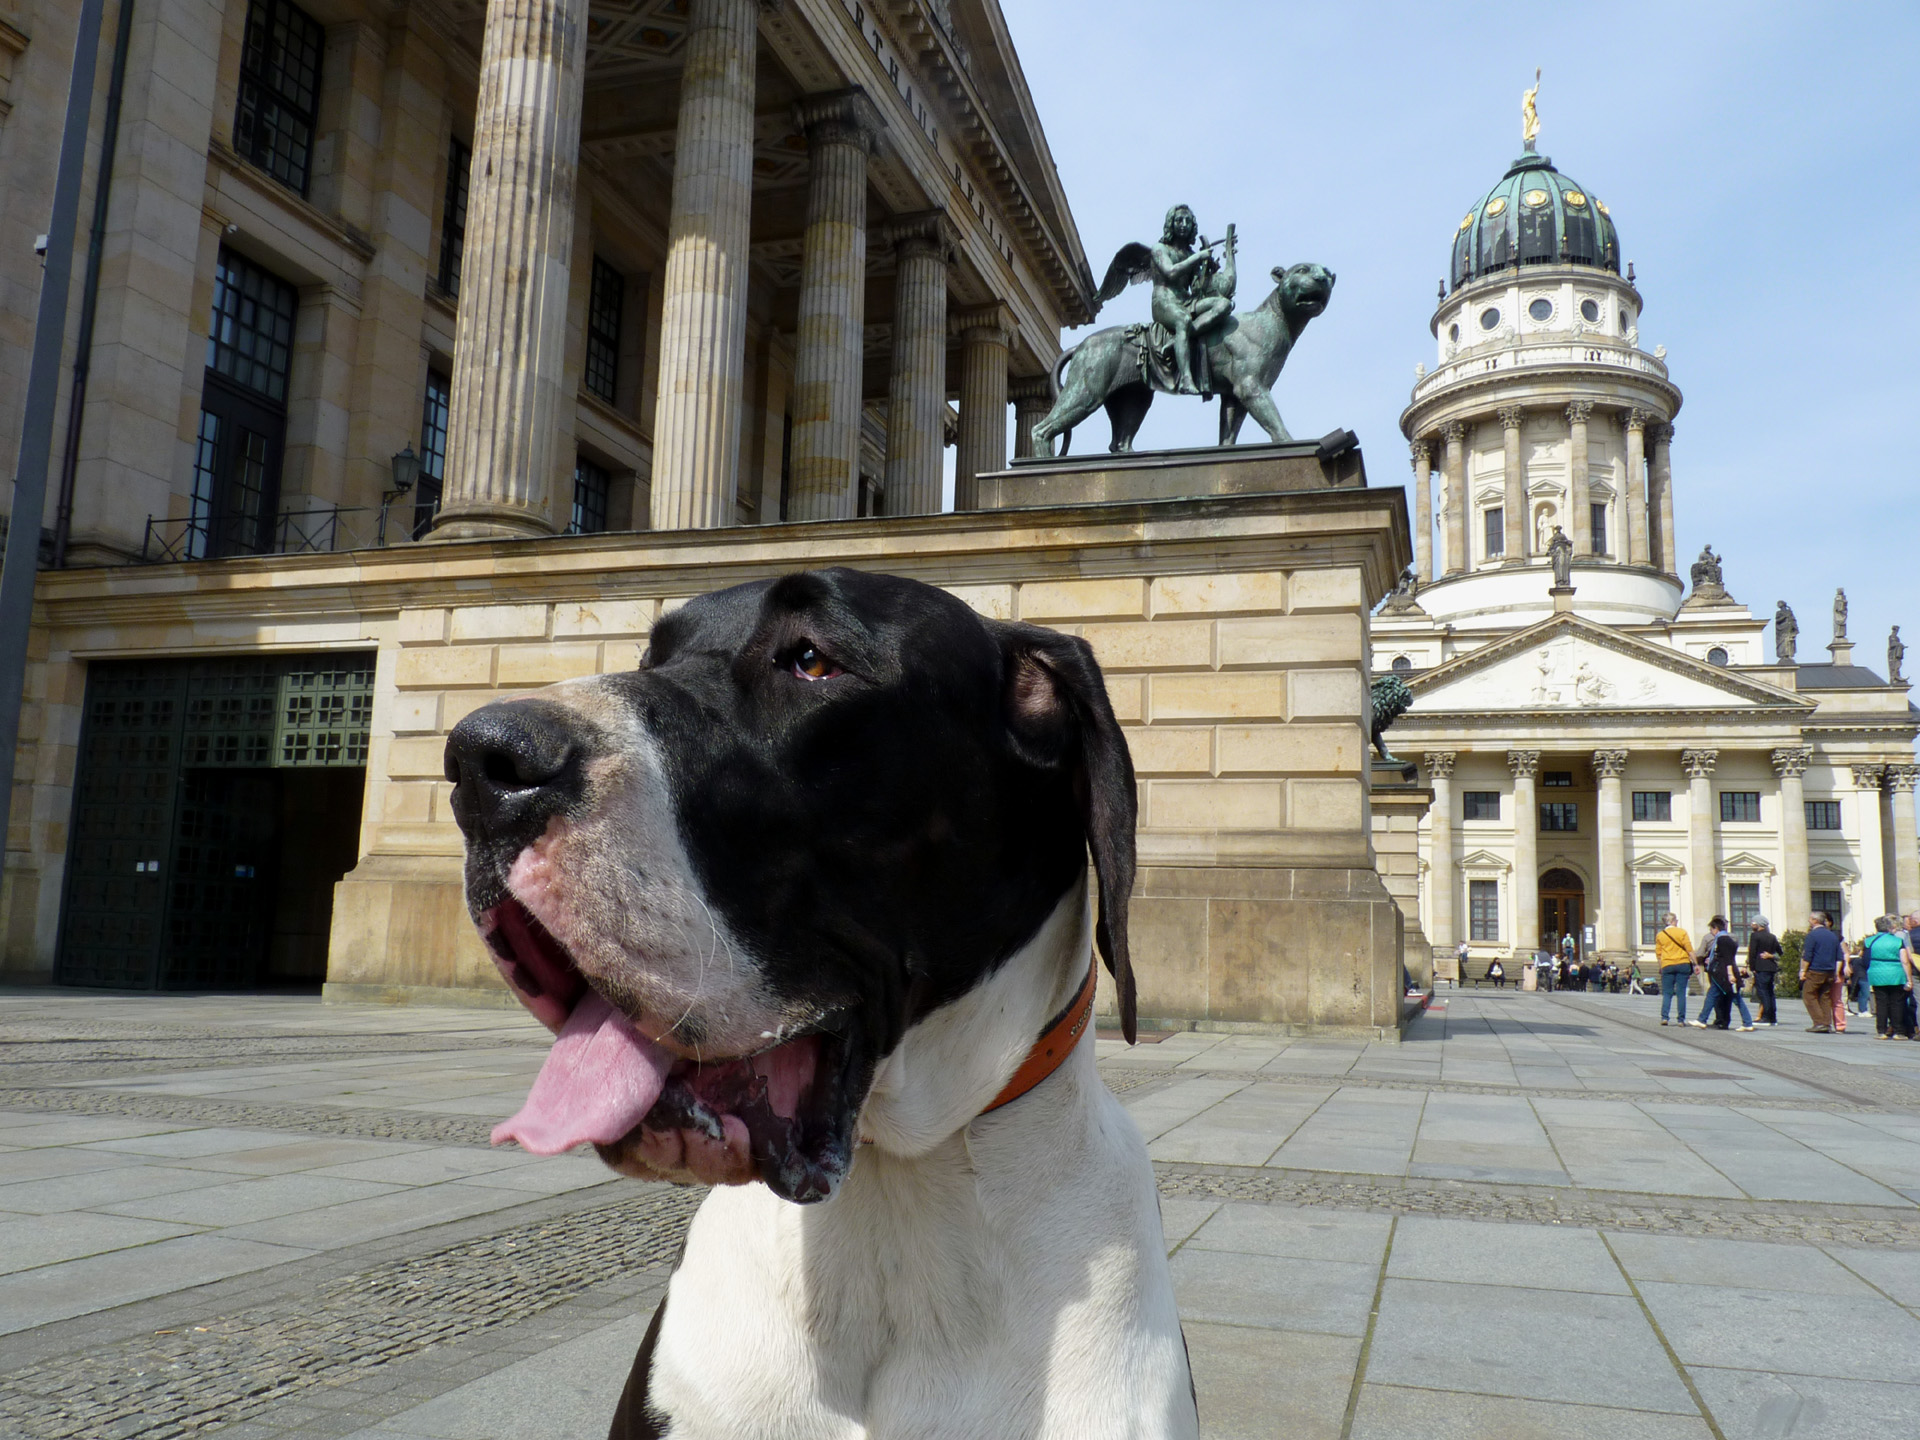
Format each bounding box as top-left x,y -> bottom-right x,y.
1540,868 -> 1586,959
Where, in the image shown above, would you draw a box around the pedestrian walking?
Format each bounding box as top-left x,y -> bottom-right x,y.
1800,911 -> 1843,1032
1747,916 -> 1782,1026
1862,915 -> 1917,1041
1458,941 -> 1472,988
1693,917 -> 1755,1030
1654,913 -> 1694,1025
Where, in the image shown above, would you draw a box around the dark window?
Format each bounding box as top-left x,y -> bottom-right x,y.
234,0 -> 324,195
1720,791 -> 1762,823
1580,298 -> 1600,323
1543,770 -> 1574,788
1540,802 -> 1579,832
1728,883 -> 1761,932
1479,306 -> 1501,331
1469,879 -> 1500,941
1462,791 -> 1500,821
414,371 -> 450,540
571,457 -> 610,535
1707,646 -> 1729,666
1806,800 -> 1841,831
1528,297 -> 1552,321
1484,506 -> 1504,558
1632,790 -> 1671,822
196,248 -> 295,558
1590,502 -> 1608,555
1390,655 -> 1413,676
1811,889 -> 1843,926
207,249 -> 297,404
584,256 -> 623,404
437,137 -> 470,295
1640,882 -> 1671,945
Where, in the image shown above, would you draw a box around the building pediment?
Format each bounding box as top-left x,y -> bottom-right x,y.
1460,849 -> 1510,872
1808,859 -> 1859,881
1629,850 -> 1685,872
1721,851 -> 1776,876
1406,614 -> 1809,715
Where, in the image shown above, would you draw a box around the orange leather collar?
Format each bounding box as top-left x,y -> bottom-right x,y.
981,959 -> 1097,1114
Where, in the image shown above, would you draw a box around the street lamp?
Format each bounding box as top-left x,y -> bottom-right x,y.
389,443 -> 420,496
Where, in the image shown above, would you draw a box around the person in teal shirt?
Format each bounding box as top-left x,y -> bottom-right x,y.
1862,915 -> 1917,1040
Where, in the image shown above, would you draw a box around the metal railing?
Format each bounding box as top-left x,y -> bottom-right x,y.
1412,335 -> 1669,403
140,499 -> 439,563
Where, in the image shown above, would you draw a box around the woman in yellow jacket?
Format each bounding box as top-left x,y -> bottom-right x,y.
1654,912 -> 1695,1025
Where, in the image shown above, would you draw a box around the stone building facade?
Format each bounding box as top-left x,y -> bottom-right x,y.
1379,134 -> 1919,973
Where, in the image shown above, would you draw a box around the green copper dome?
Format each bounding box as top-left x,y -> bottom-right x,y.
1449,149 -> 1620,292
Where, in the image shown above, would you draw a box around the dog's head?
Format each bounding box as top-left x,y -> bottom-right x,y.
445,568 -> 1136,1204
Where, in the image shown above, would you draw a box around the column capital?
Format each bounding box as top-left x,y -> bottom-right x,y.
881,207 -> 957,260
1888,764 -> 1919,793
1626,407 -> 1652,433
1497,404 -> 1525,431
793,86 -> 885,154
1423,750 -> 1457,780
1007,374 -> 1053,405
951,302 -> 1013,346
1410,437 -> 1431,465
1565,399 -> 1594,424
1650,420 -> 1674,445
1507,749 -> 1540,779
1592,749 -> 1629,778
1770,745 -> 1813,778
1680,747 -> 1719,779
1853,762 -> 1889,789
1439,419 -> 1467,444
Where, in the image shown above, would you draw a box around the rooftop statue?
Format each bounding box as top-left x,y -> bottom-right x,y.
1774,601 -> 1798,663
1834,588 -> 1849,642
1891,626 -> 1906,686
1690,544 -> 1723,592
1548,525 -> 1573,588
1522,67 -> 1542,149
1030,204 -> 1334,456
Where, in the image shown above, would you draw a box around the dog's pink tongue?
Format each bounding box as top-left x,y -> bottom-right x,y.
493,992 -> 671,1154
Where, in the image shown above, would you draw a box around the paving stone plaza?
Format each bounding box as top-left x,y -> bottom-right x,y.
2,989 -> 1919,1438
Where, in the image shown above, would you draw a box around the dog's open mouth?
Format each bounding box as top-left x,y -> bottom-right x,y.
481,899 -> 860,1204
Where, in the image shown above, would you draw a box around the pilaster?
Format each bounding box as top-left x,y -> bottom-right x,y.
1010,376 -> 1053,462
1681,747 -> 1718,933
785,89 -> 883,521
1887,766 -> 1919,917
1650,421 -> 1676,577
1852,764 -> 1888,925
1409,439 -> 1432,583
881,211 -> 952,514
953,302 -> 1012,511
1625,409 -> 1650,568
1440,421 -> 1466,575
1772,747 -> 1812,927
1566,401 -> 1593,556
1499,405 -> 1526,565
1593,749 -> 1629,956
1425,751 -> 1457,953
1508,749 -> 1539,955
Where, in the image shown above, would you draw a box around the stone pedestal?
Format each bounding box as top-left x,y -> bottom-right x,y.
649,0 -> 760,531
977,434 -> 1366,508
1372,760 -> 1434,989
784,90 -> 881,521
435,0 -> 588,541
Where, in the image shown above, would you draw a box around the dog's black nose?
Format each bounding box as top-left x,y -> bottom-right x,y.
445,700 -> 585,842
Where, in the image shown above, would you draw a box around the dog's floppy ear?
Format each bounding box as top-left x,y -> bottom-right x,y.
992,621 -> 1139,1043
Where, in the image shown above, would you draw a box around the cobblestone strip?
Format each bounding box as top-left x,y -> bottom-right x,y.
1152,1162 -> 1920,1248
1546,995 -> 1920,1111
0,1186 -> 701,1440
0,1086 -> 502,1147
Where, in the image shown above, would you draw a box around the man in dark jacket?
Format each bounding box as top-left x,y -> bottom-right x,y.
1748,917 -> 1782,1026
1801,912 -> 1844,1032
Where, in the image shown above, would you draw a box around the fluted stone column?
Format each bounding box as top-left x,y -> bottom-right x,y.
1853,764 -> 1888,924
1625,410 -> 1650,567
1567,401 -> 1593,556
649,0 -> 760,531
1499,405 -> 1526,564
1773,746 -> 1812,926
1509,750 -> 1540,956
1426,752 -> 1458,954
881,212 -> 952,515
1682,748 -> 1718,933
784,89 -> 883,521
1010,377 -> 1052,461
1595,749 -> 1630,957
1410,439 -> 1433,584
1651,422 -> 1676,577
436,0 -> 588,540
1441,421 -> 1467,575
953,303 -> 1011,511
1888,765 -> 1919,916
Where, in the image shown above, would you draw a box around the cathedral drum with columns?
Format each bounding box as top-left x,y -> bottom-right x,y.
1379,124 -> 1919,975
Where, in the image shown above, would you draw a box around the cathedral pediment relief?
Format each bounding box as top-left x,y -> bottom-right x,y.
1407,616 -> 1807,715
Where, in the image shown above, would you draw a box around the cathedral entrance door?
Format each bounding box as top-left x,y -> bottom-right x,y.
1540,868 -> 1586,960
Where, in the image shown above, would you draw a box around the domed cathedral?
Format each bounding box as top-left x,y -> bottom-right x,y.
1374,90 -> 1919,982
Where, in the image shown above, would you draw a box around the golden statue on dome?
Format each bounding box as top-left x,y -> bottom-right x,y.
1522,68 -> 1542,149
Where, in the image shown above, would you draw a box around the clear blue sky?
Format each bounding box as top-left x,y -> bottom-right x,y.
1003,0 -> 1919,670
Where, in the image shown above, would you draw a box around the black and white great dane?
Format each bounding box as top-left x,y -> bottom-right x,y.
444,567 -> 1197,1438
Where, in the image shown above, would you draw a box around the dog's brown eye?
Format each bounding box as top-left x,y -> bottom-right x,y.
791,645 -> 841,682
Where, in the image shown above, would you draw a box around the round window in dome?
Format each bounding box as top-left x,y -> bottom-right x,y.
1449,323 -> 1460,342
1528,298 -> 1553,322
1480,307 -> 1501,331
1707,647 -> 1729,667
1484,196 -> 1507,218
1565,190 -> 1588,208
1580,299 -> 1600,323
1523,189 -> 1550,207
